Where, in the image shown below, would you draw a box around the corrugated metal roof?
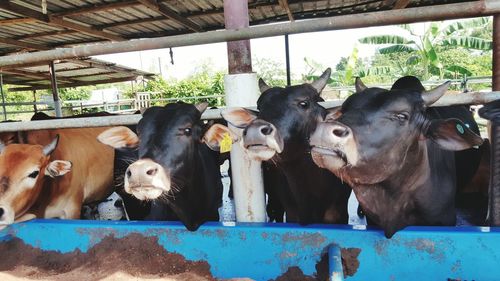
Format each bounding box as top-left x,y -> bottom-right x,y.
1,57 -> 154,91
0,0 -> 476,55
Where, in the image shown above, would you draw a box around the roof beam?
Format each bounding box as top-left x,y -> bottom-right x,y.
393,0 -> 411,9
48,16 -> 124,41
52,0 -> 140,17
1,69 -> 76,83
0,36 -> 51,50
0,1 -> 124,41
9,76 -> 141,92
278,0 -> 294,21
137,0 -> 203,32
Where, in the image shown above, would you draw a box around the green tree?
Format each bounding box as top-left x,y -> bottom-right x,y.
358,18 -> 492,79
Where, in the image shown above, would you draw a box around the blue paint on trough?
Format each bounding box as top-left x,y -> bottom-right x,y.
1,219 -> 500,280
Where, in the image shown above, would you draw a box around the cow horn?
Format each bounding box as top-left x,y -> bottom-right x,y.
258,78 -> 271,93
422,81 -> 450,106
195,102 -> 209,114
311,68 -> 331,93
43,135 -> 59,156
355,77 -> 367,93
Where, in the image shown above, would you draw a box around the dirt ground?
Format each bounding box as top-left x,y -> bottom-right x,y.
0,233 -> 252,281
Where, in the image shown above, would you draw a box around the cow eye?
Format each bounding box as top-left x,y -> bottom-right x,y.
28,170 -> 39,178
184,128 -> 192,136
394,113 -> 409,121
298,100 -> 309,108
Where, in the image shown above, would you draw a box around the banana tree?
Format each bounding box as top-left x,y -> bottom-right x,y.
358,18 -> 492,80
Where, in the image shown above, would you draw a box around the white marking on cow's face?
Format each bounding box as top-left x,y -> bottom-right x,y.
124,159 -> 171,201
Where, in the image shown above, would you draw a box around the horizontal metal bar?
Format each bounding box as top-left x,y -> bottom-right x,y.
0,1 -> 499,67
0,91 -> 497,132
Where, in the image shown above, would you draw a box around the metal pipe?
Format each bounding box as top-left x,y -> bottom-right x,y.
0,73 -> 6,121
285,34 -> 291,86
0,91 -> 497,132
328,245 -> 344,281
49,61 -> 62,117
1,1 -> 500,67
224,0 -> 252,74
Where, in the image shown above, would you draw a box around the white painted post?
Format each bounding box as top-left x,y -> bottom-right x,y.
224,73 -> 267,222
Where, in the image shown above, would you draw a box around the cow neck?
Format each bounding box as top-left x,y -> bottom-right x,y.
351,140 -> 430,236
278,149 -> 348,224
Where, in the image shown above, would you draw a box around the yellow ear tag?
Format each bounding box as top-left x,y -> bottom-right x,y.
219,133 -> 232,153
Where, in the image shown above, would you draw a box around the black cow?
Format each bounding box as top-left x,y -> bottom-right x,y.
309,77 -> 483,238
97,102 -> 229,230
222,69 -> 352,224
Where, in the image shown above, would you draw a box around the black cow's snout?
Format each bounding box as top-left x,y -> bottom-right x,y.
260,124 -> 274,136
332,125 -> 349,138
0,207 -> 4,218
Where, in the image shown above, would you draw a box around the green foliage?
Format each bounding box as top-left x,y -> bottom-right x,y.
143,71 -> 225,107
58,86 -> 92,101
358,18 -> 492,80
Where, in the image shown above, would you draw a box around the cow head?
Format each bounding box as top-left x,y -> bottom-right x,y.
98,102 -> 235,201
0,135 -> 72,227
222,68 -> 331,161
309,77 -> 483,185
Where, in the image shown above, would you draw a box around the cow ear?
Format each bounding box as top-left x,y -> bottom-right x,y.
221,108 -> 258,128
202,124 -> 238,151
43,135 -> 59,156
425,118 -> 483,151
98,126 -> 139,149
258,78 -> 271,93
324,106 -> 342,121
195,102 -> 209,114
311,68 -> 331,94
45,160 -> 72,178
355,77 -> 367,93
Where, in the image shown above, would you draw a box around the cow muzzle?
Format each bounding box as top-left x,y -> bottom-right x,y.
309,121 -> 358,171
0,205 -> 14,229
242,120 -> 284,161
124,159 -> 171,200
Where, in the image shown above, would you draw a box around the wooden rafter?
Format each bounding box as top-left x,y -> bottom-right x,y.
1,69 -> 76,83
137,0 -> 202,32
0,36 -> 50,50
278,0 -> 294,21
0,1 -> 124,41
393,0 -> 411,9
9,76 -> 140,92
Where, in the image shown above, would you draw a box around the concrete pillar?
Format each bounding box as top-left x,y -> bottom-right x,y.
224,0 -> 266,222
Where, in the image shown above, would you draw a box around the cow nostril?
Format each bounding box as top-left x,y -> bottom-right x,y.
0,207 -> 4,218
126,169 -> 132,178
332,128 -> 349,138
146,168 -> 158,176
260,125 -> 273,136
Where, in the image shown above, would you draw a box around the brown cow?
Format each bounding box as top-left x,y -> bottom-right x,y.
0,127 -> 114,228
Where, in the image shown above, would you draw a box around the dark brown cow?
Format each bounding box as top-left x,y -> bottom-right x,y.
309,78 -> 483,237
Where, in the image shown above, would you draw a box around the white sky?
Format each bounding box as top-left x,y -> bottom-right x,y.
94,24 -> 428,80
